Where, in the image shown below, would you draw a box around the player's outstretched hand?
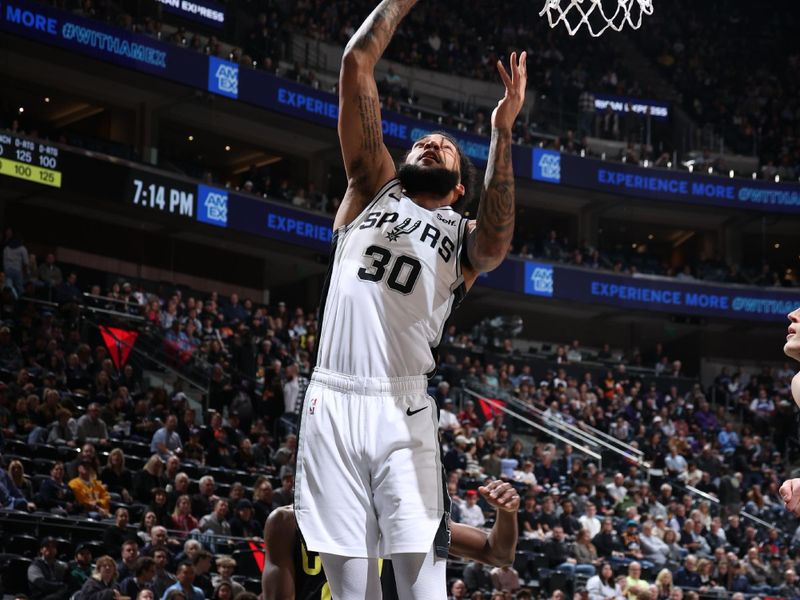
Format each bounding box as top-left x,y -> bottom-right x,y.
491,51 -> 527,131
479,480 -> 520,513
781,478 -> 800,515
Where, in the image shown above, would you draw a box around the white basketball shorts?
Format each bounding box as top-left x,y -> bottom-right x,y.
294,367 -> 449,559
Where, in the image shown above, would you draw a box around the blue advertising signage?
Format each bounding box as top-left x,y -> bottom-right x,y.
560,154 -> 800,212
208,56 -> 238,99
553,268 -> 800,322
0,0 -> 203,84
196,185 -> 228,227
4,0 -> 800,215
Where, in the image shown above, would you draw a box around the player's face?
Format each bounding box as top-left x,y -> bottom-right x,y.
785,307 -> 800,361
407,135 -> 459,172
398,135 -> 463,201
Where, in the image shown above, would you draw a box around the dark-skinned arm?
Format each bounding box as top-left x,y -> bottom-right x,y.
449,480 -> 520,566
463,52 -> 527,288
334,0 -> 419,230
262,507 -> 296,600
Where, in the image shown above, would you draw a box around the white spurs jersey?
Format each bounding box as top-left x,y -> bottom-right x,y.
316,178 -> 469,378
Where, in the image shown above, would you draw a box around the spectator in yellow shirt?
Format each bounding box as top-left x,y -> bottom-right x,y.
68,460 -> 110,517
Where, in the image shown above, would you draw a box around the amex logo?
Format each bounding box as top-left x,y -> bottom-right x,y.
197,185 -> 228,227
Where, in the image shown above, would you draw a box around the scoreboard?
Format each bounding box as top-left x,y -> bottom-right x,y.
0,133 -> 62,188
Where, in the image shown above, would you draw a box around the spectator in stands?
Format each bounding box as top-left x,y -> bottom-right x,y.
489,564 -> 520,593
0,326 -> 23,370
576,501 -> 599,537
573,528 -> 601,571
439,397 -> 460,432
151,547 -> 177,599
191,551 -> 214,599
593,517 -> 624,560
100,448 -> 133,504
103,507 -> 135,557
67,543 -> 93,592
151,414 -> 182,459
191,475 -> 218,517
37,461 -> 74,514
3,231 -> 29,294
76,403 -> 110,445
272,467 -> 294,507
68,459 -> 110,517
117,539 -> 140,581
545,525 -> 596,577
251,477 -> 275,525
161,561 -> 204,600
673,555 -> 702,589
229,498 -> 261,539
27,537 -> 69,600
459,489 -> 485,528
586,562 -> 616,600
211,557 -> 244,598
80,555 -> 120,600
623,562 -> 649,599
778,569 -> 800,599
7,459 -> 33,501
38,253 -> 63,289
120,557 -> 156,600
56,272 -> 81,304
133,455 -> 166,503
171,494 -> 199,537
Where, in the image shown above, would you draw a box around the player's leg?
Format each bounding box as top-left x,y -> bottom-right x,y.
390,545 -> 447,600
318,554 -> 382,600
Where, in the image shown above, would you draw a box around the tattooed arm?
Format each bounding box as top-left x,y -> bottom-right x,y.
334,0 -> 419,230
463,52 -> 527,288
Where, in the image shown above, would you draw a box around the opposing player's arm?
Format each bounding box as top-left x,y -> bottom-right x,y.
449,480 -> 520,566
462,52 -> 527,289
335,0 -> 419,230
262,507 -> 296,600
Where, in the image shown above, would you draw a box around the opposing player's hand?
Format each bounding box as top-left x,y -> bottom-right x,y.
479,480 -> 520,513
491,51 -> 527,131
780,478 -> 800,515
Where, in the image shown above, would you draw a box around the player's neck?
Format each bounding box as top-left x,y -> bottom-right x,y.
408,192 -> 453,211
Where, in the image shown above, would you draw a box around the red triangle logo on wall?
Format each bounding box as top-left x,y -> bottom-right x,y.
99,326 -> 139,370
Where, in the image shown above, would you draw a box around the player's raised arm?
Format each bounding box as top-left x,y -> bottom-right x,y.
449,480 -> 520,566
463,52 -> 527,287
335,0 -> 418,230
262,507 -> 296,600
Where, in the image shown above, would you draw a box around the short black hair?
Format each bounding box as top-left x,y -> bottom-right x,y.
134,557 -> 155,577
405,131 -> 477,212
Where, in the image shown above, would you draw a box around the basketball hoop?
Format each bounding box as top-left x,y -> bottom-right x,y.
540,0 -> 653,37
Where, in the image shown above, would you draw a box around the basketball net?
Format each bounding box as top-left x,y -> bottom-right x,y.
540,0 -> 653,37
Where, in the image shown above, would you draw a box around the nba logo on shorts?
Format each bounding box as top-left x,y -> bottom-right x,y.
208,56 -> 239,99
532,148 -> 561,184
524,261 -> 554,297
309,398 -> 318,415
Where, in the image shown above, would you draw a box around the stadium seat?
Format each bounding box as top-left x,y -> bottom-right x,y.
31,444 -> 62,461
0,554 -> 31,595
6,534 -> 39,558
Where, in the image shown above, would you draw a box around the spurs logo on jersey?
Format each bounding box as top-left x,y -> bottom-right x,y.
384,217 -> 422,242
316,178 -> 468,378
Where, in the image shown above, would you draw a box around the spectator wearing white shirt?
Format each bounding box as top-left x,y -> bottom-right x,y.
438,398 -> 459,432
150,414 -> 182,459
579,502 -> 601,539
459,489 -> 485,528
606,473 -> 627,505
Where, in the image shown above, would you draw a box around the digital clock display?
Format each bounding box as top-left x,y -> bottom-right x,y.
0,132 -> 62,188
126,171 -> 196,218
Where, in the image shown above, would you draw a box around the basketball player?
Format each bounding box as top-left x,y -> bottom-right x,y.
779,307 -> 800,514
295,0 -> 527,600
265,480 -> 520,600
293,0 -> 526,597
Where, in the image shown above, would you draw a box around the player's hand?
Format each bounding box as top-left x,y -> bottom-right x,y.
780,478 -> 800,515
491,51 -> 527,131
479,480 -> 520,513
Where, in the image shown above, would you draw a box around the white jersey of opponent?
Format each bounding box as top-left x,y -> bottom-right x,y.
316,178 -> 468,378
